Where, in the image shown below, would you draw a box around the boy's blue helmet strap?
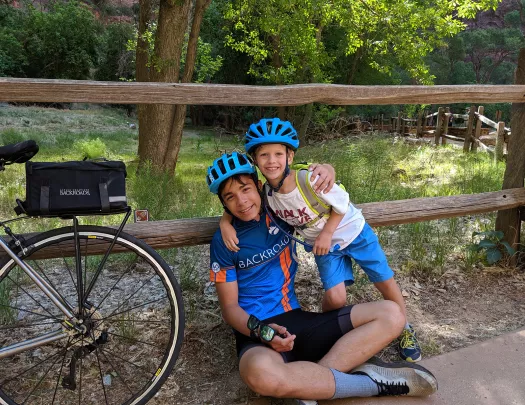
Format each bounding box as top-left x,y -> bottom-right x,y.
245,118 -> 299,154
267,162 -> 290,196
206,152 -> 256,194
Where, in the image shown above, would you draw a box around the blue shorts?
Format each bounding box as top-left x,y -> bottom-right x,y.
314,223 -> 394,291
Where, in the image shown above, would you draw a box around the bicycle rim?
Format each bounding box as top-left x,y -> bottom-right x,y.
0,226 -> 184,405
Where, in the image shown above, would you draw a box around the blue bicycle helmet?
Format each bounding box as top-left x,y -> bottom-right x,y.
206,152 -> 257,194
244,118 -> 299,154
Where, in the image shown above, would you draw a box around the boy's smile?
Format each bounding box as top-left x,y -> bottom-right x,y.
254,144 -> 294,186
220,175 -> 261,222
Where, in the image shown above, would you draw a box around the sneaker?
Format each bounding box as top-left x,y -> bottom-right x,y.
351,356 -> 438,396
399,324 -> 422,362
294,400 -> 318,405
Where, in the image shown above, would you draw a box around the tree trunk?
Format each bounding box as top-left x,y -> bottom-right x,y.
136,0 -> 152,165
138,0 -> 191,172
298,103 -> 313,145
495,48 -> 525,255
164,0 -> 212,173
269,34 -> 287,119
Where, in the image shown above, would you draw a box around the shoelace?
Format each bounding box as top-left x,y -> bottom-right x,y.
375,379 -> 410,396
400,328 -> 419,350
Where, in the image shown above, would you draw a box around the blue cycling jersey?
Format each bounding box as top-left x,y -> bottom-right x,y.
210,212 -> 301,320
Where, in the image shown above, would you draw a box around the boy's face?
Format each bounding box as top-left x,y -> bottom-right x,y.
220,175 -> 262,222
253,144 -> 294,182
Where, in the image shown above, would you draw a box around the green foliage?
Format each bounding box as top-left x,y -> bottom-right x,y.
74,138 -> 108,159
222,0 -> 501,85
23,1 -> 101,79
468,230 -> 516,265
127,23 -> 222,83
95,22 -> 135,81
181,37 -> 223,83
0,5 -> 27,76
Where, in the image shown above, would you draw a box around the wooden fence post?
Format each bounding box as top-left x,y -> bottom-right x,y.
495,110 -> 502,122
416,110 -> 423,138
471,105 -> 484,152
442,107 -> 451,145
495,121 -> 506,161
464,105 -> 476,152
435,107 -> 444,145
397,112 -> 402,135
380,114 -> 384,132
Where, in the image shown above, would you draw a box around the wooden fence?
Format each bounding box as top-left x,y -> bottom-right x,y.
366,106 -> 511,160
0,78 -> 524,252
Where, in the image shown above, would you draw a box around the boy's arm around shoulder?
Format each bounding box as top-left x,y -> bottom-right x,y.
308,171 -> 350,215
219,211 -> 239,252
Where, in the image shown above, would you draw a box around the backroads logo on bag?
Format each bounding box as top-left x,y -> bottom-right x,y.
60,189 -> 91,196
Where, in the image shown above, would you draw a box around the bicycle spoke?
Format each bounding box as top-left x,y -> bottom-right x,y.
100,347 -> 154,377
105,330 -> 157,347
102,272 -> 158,318
0,303 -> 61,322
62,256 -> 79,297
1,335 -> 79,387
92,260 -> 135,313
7,274 -> 60,321
29,259 -> 74,312
78,334 -> 83,405
99,348 -> 135,396
91,329 -> 110,405
51,336 -> 73,405
21,345 -> 62,404
0,319 -> 61,331
100,296 -> 169,322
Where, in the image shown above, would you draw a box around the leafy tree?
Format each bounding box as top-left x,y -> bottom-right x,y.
24,1 -> 100,79
223,0 -> 502,87
0,6 -> 27,77
461,27 -> 524,83
96,22 -> 135,81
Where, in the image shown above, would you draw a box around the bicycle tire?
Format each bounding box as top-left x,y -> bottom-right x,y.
0,226 -> 184,405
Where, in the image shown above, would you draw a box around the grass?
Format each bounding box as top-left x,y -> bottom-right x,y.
0,105 -> 515,322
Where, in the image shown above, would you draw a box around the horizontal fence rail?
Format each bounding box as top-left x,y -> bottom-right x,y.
2,79 -> 525,105
3,188 -> 524,260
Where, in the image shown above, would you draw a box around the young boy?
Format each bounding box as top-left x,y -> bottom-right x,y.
220,117 -> 421,362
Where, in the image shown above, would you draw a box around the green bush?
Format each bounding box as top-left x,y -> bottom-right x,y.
24,1 -> 101,79
74,138 -> 107,159
95,22 -> 135,81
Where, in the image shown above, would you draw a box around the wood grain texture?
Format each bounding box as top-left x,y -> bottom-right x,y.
1,79 -> 525,105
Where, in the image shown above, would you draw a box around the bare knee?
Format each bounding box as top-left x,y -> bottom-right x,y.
323,284 -> 347,312
378,300 -> 405,336
241,355 -> 289,397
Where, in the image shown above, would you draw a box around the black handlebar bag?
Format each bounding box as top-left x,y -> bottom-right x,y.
20,160 -> 127,216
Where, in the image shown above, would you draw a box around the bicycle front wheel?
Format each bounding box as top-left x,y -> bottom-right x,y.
0,226 -> 184,405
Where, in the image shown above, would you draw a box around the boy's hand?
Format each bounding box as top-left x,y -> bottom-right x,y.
308,163 -> 335,194
266,323 -> 295,352
220,222 -> 240,252
313,231 -> 333,255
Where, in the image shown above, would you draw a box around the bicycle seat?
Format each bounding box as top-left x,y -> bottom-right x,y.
0,140 -> 39,164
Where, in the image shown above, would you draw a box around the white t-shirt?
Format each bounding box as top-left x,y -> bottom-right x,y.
264,171 -> 365,249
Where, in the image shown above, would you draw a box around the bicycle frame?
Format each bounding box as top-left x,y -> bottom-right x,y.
0,208 -> 132,360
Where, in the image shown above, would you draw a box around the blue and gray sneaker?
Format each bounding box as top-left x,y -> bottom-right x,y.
399,325 -> 422,362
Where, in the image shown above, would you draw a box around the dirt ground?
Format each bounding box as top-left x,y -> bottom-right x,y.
146,241 -> 525,405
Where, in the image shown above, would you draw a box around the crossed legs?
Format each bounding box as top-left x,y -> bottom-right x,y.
239,300 -> 404,400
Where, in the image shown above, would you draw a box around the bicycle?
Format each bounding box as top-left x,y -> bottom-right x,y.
0,141 -> 185,405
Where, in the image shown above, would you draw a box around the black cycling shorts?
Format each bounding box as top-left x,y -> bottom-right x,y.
235,306 -> 354,363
